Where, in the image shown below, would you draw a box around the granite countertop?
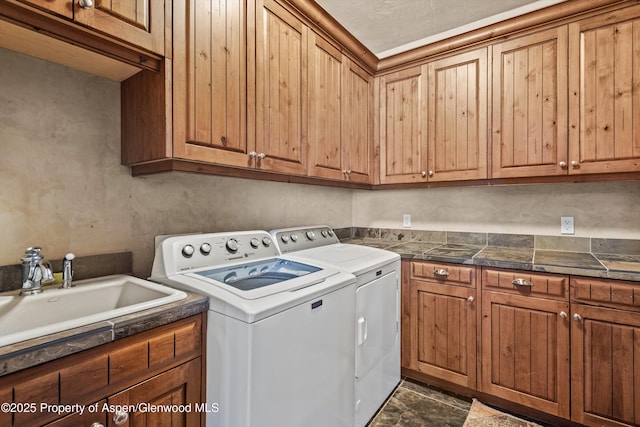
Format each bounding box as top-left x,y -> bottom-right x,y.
342,233 -> 640,282
0,289 -> 208,376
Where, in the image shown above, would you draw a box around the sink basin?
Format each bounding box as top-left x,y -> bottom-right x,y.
0,275 -> 187,347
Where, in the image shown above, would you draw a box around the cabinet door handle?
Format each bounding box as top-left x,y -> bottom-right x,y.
467,296 -> 474,303
90,423 -> 105,427
573,313 -> 582,321
571,160 -> 579,167
428,170 -> 434,177
257,153 -> 266,160
559,311 -> 568,319
433,269 -> 449,277
512,278 -> 532,287
559,161 -> 567,168
248,151 -> 257,159
78,0 -> 94,8
113,410 -> 129,426
421,171 -> 427,178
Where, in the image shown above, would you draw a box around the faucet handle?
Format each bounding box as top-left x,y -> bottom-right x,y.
62,253 -> 75,288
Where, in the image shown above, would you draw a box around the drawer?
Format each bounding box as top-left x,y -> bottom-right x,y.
571,277 -> 640,311
482,268 -> 568,300
411,261 -> 476,288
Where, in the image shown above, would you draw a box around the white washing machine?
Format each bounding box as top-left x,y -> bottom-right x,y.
270,226 -> 401,427
151,230 -> 356,427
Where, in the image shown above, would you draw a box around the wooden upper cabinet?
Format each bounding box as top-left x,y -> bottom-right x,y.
308,32 -> 372,183
251,0 -> 308,175
18,0 -> 164,55
427,48 -> 488,181
172,0 -> 249,168
308,33 -> 344,181
379,66 -> 427,184
568,5 -> 640,175
74,0 -> 164,54
342,60 -> 373,183
491,27 -> 568,178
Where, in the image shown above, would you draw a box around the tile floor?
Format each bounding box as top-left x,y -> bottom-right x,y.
368,379 -> 472,427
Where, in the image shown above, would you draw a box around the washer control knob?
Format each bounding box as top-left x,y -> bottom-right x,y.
321,230 -> 328,238
250,238 -> 260,249
262,237 -> 272,247
290,234 -> 298,242
200,243 -> 212,255
181,244 -> 195,258
226,239 -> 239,253
306,231 -> 316,241
281,235 -> 290,243
327,229 -> 334,236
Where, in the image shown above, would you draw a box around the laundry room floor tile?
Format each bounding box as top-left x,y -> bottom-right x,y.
368,379 -> 471,427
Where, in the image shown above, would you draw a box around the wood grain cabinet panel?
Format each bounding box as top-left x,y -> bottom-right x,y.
172,0 -> 249,168
251,0 -> 308,175
491,27 -> 568,178
571,303 -> 640,427
481,291 -> 570,419
427,48 -> 488,181
404,261 -> 477,389
17,0 -> 163,55
308,32 -> 373,183
568,5 -> 640,175
379,66 -> 428,184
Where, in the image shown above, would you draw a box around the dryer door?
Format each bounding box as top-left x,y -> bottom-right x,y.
355,270 -> 399,379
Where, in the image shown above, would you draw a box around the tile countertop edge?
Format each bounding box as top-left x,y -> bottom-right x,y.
344,239 -> 640,282
0,291 -> 209,377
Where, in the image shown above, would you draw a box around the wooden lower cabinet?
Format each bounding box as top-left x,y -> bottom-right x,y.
480,290 -> 570,418
570,277 -> 640,427
403,261 -> 477,389
0,314 -> 204,427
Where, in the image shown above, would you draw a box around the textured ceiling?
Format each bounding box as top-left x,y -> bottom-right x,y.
314,0 -> 567,58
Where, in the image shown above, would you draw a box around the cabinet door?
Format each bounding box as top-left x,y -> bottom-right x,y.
409,280 -> 477,389
342,60 -> 373,183
18,0 -> 72,18
74,0 -> 164,55
568,5 -> 640,175
492,27 -> 568,178
571,304 -> 640,427
427,48 -> 488,181
44,400 -> 107,427
379,66 -> 428,184
252,0 -> 308,175
107,358 -> 202,426
172,0 -> 249,168
481,292 -> 570,418
308,32 -> 344,181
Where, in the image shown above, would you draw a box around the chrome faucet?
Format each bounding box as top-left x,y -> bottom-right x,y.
61,252 -> 75,288
20,247 -> 54,295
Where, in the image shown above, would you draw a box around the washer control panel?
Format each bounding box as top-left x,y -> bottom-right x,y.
270,226 -> 340,254
158,231 -> 279,274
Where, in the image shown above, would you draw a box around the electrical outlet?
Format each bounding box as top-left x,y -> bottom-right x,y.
561,217 -> 574,235
402,214 -> 411,228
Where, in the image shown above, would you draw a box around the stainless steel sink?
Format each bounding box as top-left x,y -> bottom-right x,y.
0,275 -> 187,347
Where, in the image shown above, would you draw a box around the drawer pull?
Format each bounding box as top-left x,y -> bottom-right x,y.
433,269 -> 449,277
512,278 -> 532,287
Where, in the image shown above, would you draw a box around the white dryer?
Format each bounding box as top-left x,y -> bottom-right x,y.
270,226 -> 401,427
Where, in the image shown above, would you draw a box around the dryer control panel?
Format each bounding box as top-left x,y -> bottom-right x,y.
270,226 -> 340,253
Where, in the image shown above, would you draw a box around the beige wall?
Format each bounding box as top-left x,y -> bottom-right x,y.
0,49 -> 352,276
352,181 -> 640,239
2,48 -> 639,281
